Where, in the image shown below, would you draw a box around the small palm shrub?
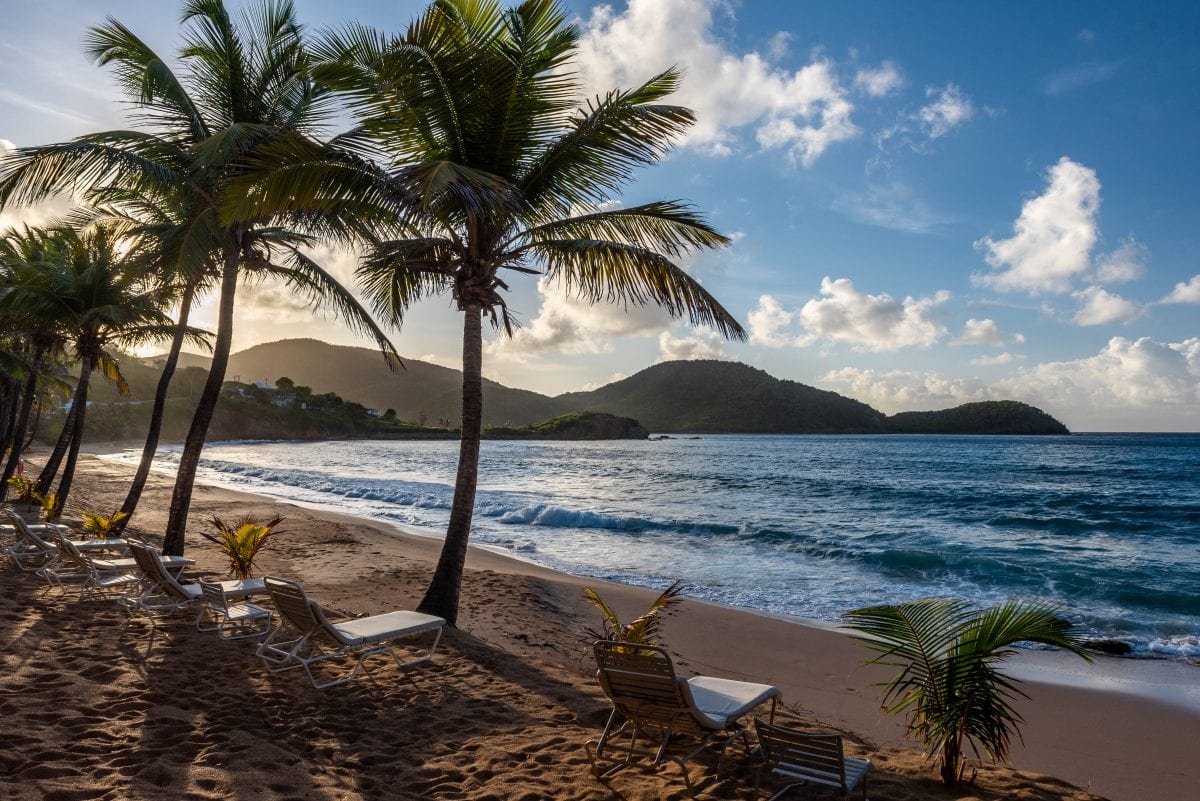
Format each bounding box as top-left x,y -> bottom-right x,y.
844,598 -> 1091,785
35,491 -> 62,523
80,510 -> 130,540
584,581 -> 684,648
6,474 -> 38,511
201,515 -> 284,579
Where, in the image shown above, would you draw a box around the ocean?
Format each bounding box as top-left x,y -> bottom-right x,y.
107,433 -> 1200,659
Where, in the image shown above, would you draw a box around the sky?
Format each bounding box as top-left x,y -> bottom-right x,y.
2,0 -> 1199,431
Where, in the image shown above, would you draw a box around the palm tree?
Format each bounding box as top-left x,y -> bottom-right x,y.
0,228 -> 67,497
0,0 -> 397,553
0,224 -> 183,508
231,0 -> 745,624
844,598 -> 1091,785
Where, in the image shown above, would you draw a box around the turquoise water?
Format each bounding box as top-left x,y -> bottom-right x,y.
113,433 -> 1200,658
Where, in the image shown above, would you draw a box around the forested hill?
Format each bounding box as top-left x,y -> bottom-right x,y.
558,360 -> 887,433
159,340 -> 1069,435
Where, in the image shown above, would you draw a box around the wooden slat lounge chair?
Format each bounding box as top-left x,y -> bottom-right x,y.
753,719 -> 870,801
124,541 -> 260,627
196,578 -> 273,640
256,576 -> 445,689
586,640 -> 781,797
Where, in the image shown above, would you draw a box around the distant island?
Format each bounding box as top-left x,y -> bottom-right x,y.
64,338 -> 1067,442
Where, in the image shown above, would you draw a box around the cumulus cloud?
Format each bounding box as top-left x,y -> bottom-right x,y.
971,352 -> 1024,366
1092,238 -> 1148,284
1072,286 -> 1141,326
580,372 -> 627,391
822,366 -> 986,412
854,61 -> 903,97
576,0 -> 859,165
820,336 -> 1200,429
749,279 -> 950,352
487,276 -> 673,357
974,157 -> 1101,294
918,83 -> 974,139
1161,274 -> 1200,304
953,318 -> 1006,346
658,328 -> 730,362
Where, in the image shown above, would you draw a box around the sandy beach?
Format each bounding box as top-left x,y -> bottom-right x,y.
2,452 -> 1197,801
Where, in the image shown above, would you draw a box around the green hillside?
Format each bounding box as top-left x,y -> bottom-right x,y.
886,401 -> 1069,435
559,360 -> 887,433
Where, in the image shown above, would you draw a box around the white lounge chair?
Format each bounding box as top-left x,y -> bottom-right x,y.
196,578 -> 273,639
45,529 -> 142,600
586,640 -> 781,797
256,576 -> 445,689
3,509 -> 126,572
124,541 -> 259,627
753,719 -> 871,801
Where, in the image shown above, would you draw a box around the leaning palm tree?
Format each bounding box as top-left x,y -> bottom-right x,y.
844,598 -> 1091,785
0,0 -> 397,554
230,0 -> 745,624
0,224 -> 185,508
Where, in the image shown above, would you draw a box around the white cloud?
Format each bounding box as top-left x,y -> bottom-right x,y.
798,278 -> 950,351
747,294 -> 797,347
749,280 -> 951,352
417,353 -> 460,371
971,352 -> 1024,366
974,157 -> 1101,294
580,372 -> 627,391
487,276 -> 673,357
1072,286 -> 1141,326
0,137 -> 76,232
918,83 -> 974,139
996,337 -> 1200,422
953,318 -> 1006,346
1161,274 -> 1200,304
1093,239 -> 1148,283
854,61 -> 903,97
658,328 -> 730,362
820,337 -> 1200,430
822,367 -> 986,412
829,181 -> 949,234
576,0 -> 859,165
1042,61 -> 1122,96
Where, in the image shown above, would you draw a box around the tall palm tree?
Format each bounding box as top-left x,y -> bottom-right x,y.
232,0 -> 745,624
0,228 -> 67,496
0,224 -> 182,508
0,0 -> 397,553
844,598 -> 1091,785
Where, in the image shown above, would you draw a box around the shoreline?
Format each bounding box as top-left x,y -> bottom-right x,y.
58,449 -> 1200,801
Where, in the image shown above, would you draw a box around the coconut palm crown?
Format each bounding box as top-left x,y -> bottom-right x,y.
0,0 -> 399,554
227,0 -> 746,624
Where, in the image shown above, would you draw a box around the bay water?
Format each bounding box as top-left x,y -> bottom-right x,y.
108,433 -> 1200,659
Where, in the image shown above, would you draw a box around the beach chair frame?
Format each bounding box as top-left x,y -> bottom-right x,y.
586,640 -> 779,797
752,719 -> 870,801
47,529 -> 141,601
196,578 -> 273,640
256,576 -> 444,689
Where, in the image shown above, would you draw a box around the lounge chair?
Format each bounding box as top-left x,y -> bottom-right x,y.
196,578 -> 273,639
586,640 -> 781,796
3,509 -> 126,572
753,719 -> 870,801
256,576 -> 445,689
124,541 -> 260,627
45,529 -> 142,600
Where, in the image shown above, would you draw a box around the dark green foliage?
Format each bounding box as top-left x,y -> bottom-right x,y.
885,401 -> 1069,435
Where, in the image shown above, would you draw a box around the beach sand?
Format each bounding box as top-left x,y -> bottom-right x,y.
2,453 -> 1197,801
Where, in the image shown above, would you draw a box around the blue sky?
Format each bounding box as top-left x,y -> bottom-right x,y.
2,1 -> 1198,430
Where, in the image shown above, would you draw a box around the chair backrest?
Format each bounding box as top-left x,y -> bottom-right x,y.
264,576 -> 342,645
6,511 -> 54,552
197,578 -> 229,612
50,528 -> 91,569
753,719 -> 848,790
593,640 -> 705,736
128,541 -> 191,600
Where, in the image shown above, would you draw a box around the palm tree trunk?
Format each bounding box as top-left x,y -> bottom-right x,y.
941,738 -> 961,785
0,379 -> 17,453
54,359 -> 92,509
1,345 -> 44,498
36,390 -> 79,496
23,400 -> 41,451
163,246 -> 239,556
417,306 -> 483,626
118,286 -> 195,527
